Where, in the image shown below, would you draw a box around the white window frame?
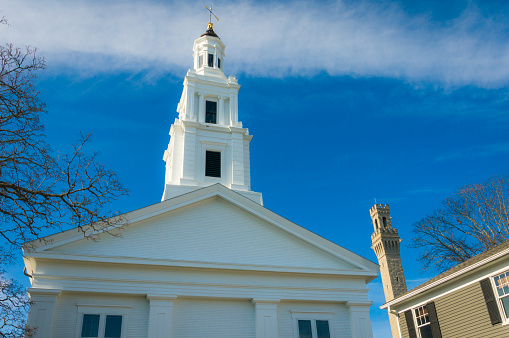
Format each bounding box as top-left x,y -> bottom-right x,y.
75,305 -> 130,338
200,140 -> 226,183
491,270 -> 509,324
291,311 -> 333,338
412,304 -> 431,338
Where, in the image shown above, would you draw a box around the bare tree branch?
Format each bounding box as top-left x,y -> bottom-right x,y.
411,176 -> 509,273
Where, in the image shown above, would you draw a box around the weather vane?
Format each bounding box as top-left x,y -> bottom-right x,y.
205,5 -> 219,24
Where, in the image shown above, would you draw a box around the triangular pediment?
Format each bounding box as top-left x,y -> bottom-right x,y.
30,185 -> 378,275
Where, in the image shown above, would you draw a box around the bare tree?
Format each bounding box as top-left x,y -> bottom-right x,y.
411,176 -> 509,273
0,42 -> 128,335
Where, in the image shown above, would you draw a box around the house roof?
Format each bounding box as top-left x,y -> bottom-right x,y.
382,240 -> 509,308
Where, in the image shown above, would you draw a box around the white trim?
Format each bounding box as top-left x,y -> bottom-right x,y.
383,248 -> 509,309
291,311 -> 333,338
392,263 -> 509,313
490,269 -> 509,325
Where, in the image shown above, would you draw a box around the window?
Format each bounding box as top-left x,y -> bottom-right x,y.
494,271 -> 509,319
217,58 -> 221,69
481,270 -> 509,325
205,150 -> 221,178
291,311 -> 332,338
76,305 -> 129,338
404,302 -> 441,338
205,101 -> 217,124
208,53 -> 214,67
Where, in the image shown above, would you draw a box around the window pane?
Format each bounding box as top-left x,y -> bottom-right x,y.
419,325 -> 433,338
298,320 -> 312,338
501,296 -> 509,318
81,314 -> 100,337
208,53 -> 214,67
205,101 -> 217,124
104,315 -> 122,338
316,320 -> 330,338
218,58 -> 221,69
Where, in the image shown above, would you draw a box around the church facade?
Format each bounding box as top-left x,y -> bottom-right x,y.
24,24 -> 378,338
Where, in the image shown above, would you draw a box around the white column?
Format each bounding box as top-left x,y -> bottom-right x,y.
229,94 -> 238,125
218,96 -> 225,125
186,84 -> 196,121
26,288 -> 61,338
347,302 -> 373,338
198,93 -> 205,122
147,294 -> 177,338
252,299 -> 279,338
180,126 -> 196,183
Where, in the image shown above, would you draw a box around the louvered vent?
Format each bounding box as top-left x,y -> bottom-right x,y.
205,151 -> 221,178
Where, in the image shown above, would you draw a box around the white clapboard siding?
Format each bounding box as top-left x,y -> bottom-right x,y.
277,301 -> 351,338
50,292 -> 149,338
48,197 -> 355,270
171,298 -> 255,337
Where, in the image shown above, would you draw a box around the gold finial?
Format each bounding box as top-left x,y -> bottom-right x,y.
204,5 -> 219,25
208,22 -> 213,30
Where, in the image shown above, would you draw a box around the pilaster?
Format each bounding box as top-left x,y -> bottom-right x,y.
347,301 -> 374,338
252,298 -> 280,338
147,294 -> 177,338
26,288 -> 61,338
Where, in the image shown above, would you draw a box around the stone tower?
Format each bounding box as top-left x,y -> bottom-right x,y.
370,204 -> 407,338
161,23 -> 262,204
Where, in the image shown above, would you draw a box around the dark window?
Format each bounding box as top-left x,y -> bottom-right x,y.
205,101 -> 217,124
298,320 -> 312,338
205,151 -> 221,178
81,314 -> 100,337
208,53 -> 214,67
218,58 -> 221,69
316,320 -> 330,338
104,315 -> 122,338
382,217 -> 387,228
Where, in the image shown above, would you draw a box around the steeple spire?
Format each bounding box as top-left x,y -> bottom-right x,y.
161,23 -> 262,204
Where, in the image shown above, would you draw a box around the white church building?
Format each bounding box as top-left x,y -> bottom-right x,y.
24,23 -> 379,338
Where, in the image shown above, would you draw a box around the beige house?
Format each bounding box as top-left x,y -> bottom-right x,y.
370,204 -> 509,338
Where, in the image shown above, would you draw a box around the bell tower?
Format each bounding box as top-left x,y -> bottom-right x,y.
370,204 -> 407,338
162,23 -> 262,204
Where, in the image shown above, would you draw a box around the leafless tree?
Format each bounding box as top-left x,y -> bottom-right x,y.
0,42 -> 128,335
411,176 -> 509,273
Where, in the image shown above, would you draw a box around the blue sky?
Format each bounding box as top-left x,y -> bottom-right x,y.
2,0 -> 509,336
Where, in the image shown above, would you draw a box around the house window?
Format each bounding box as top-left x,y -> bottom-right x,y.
205,150 -> 221,178
76,305 -> 129,338
208,53 -> 214,67
81,314 -> 123,338
291,311 -> 332,338
217,58 -> 221,69
494,271 -> 509,318
205,101 -> 217,124
414,305 -> 433,338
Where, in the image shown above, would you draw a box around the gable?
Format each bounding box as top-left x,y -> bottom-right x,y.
46,197 -> 359,271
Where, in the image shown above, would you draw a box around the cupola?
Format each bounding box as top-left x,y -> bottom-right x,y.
193,23 -> 225,78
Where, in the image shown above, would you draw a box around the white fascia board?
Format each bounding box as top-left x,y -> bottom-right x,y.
23,184 -> 378,277
26,252 -> 378,277
381,247 -> 509,309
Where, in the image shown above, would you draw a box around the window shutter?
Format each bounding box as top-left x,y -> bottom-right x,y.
404,310 -> 417,338
427,301 -> 442,338
480,278 -> 502,325
205,151 -> 221,178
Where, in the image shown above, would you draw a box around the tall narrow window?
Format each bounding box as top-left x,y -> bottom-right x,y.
208,53 -> 214,67
104,315 -> 122,338
81,314 -> 100,337
414,305 -> 433,338
382,217 -> 387,228
205,101 -> 217,124
217,58 -> 221,69
494,271 -> 509,319
205,151 -> 221,178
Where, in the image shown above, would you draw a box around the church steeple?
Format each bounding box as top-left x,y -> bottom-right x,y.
162,24 -> 262,204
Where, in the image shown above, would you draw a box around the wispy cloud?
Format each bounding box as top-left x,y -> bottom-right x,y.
435,142 -> 509,161
2,0 -> 509,87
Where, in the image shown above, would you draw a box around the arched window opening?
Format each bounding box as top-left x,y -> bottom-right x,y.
375,219 -> 379,229
382,217 -> 387,229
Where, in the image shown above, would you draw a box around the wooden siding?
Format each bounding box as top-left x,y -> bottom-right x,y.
50,292 -> 149,338
171,298 -> 255,337
48,198 -> 356,270
277,301 -> 351,337
434,281 -> 509,337
399,282 -> 509,338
